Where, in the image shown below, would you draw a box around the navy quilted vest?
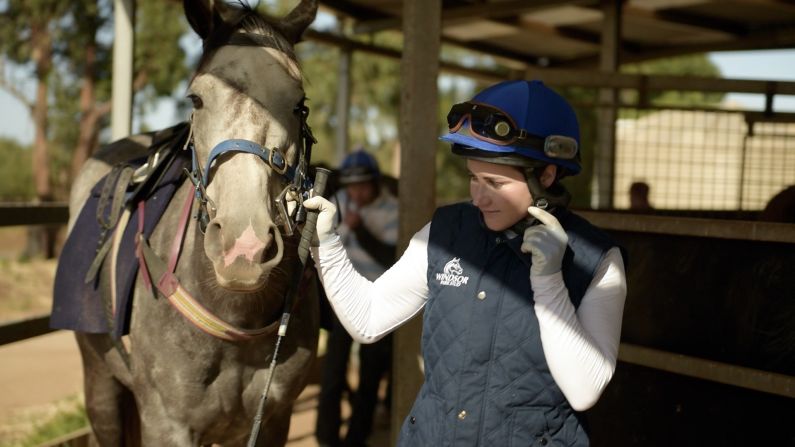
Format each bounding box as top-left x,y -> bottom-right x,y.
397,202 -> 619,447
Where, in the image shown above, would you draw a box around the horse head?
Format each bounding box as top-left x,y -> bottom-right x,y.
183,0 -> 317,291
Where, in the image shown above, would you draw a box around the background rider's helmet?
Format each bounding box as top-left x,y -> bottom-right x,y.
338,149 -> 381,185
441,80 -> 581,178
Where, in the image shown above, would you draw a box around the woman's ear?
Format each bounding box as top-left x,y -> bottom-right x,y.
540,164 -> 558,188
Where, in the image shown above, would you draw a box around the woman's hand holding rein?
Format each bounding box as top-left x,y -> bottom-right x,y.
303,196 -> 337,245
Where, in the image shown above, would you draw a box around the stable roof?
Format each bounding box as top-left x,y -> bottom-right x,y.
318,0 -> 795,67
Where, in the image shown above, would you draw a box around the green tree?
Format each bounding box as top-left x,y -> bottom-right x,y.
0,0 -> 188,257
54,0 -> 189,188
298,26 -> 481,202
1,1 -> 70,258
298,29 -> 405,169
1,0 -> 189,197
622,53 -> 725,108
0,137 -> 34,201
298,39 -> 340,166
0,1 -> 69,204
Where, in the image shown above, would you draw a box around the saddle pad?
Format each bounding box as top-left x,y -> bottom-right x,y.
50,150 -> 190,339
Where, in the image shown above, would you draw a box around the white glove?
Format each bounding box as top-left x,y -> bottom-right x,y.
521,206 -> 568,277
302,196 -> 338,245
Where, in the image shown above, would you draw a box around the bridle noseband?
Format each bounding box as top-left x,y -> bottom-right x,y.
184,76 -> 316,237
182,28 -> 317,236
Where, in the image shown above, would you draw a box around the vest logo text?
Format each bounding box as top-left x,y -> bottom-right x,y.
436,257 -> 469,287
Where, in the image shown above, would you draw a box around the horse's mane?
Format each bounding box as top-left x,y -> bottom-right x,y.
195,1 -> 300,75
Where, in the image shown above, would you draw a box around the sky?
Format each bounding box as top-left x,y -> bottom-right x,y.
1,48 -> 794,145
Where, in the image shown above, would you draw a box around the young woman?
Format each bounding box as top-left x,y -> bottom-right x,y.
305,80 -> 627,446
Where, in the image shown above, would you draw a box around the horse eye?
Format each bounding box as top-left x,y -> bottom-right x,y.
187,94 -> 203,109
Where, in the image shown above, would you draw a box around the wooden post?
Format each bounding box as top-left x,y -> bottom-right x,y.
334,17 -> 352,164
391,0 -> 441,444
591,0 -> 621,209
111,0 -> 135,140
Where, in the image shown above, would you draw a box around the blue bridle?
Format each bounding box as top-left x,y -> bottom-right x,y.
183,29 -> 317,236
194,139 -> 296,187
185,98 -> 316,236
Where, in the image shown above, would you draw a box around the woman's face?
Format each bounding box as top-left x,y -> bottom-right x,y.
468,159 -> 533,231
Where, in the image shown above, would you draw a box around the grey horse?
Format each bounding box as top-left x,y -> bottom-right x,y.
68,1 -> 319,445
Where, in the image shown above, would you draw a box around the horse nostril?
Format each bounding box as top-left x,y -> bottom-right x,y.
261,226 -> 279,262
206,220 -> 222,240
204,220 -> 224,259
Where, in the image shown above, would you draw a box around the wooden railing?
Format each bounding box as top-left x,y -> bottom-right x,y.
1,204 -> 68,347
0,315 -> 55,347
0,203 -> 68,227
0,204 -> 87,446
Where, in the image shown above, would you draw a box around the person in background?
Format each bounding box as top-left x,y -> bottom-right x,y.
629,181 -> 653,211
306,80 -> 627,446
315,149 -> 399,447
759,185 -> 795,223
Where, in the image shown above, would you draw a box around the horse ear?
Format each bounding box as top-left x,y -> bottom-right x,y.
280,0 -> 318,43
184,0 -> 228,40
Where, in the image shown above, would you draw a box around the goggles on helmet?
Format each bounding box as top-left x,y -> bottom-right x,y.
446,101 -> 578,160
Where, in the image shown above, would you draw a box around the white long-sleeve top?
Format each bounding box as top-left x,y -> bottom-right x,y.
311,222 -> 627,411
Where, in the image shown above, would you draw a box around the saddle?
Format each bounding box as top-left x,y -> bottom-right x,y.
51,123 -> 191,339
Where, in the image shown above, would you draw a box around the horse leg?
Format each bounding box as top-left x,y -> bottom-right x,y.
137,399 -> 197,447
255,406 -> 293,447
76,333 -> 139,446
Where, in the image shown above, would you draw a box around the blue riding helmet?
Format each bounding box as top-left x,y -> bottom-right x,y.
339,149 -> 381,185
441,80 -> 581,176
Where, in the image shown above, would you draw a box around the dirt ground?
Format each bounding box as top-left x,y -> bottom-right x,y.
0,227 -> 390,446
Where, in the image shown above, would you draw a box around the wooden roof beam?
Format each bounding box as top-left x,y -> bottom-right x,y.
304,28 -> 795,99
625,4 -> 746,36
561,24 -> 795,67
351,0 -> 597,35
306,30 -> 795,94
519,67 -> 795,96
488,13 -> 603,47
504,2 -> 744,59
319,0 -> 391,21
440,34 -> 568,67
304,29 -> 507,82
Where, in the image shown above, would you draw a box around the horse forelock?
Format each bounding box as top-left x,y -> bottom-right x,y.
194,2 -> 301,80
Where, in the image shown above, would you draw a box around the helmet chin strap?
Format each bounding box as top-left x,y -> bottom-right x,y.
511,167 -> 571,234
523,167 -> 571,210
